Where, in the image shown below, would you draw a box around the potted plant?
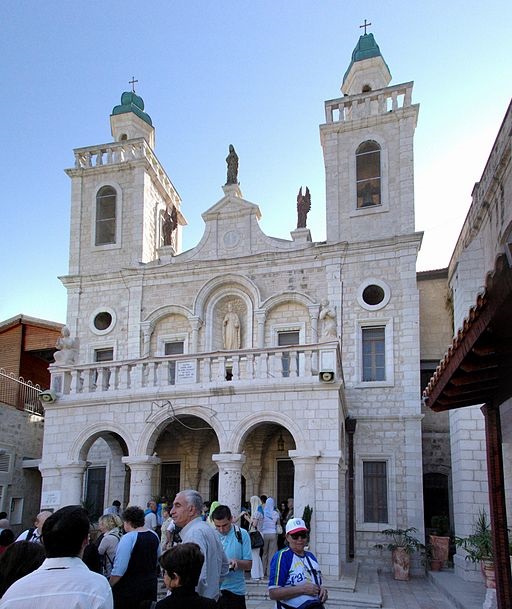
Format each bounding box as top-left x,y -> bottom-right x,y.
302,505 -> 313,531
375,527 -> 424,580
454,511 -> 495,588
429,515 -> 450,569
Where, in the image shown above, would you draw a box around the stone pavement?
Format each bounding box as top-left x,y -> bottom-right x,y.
246,569 -> 487,609
158,566 -> 487,608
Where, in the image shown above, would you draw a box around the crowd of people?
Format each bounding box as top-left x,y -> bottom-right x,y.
0,493 -> 327,609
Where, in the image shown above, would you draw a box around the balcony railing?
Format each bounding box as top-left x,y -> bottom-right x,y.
0,368 -> 45,416
50,343 -> 341,398
70,138 -> 180,206
324,82 -> 414,124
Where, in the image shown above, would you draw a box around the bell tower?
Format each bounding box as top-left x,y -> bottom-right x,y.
320,31 -> 419,244
65,88 -> 184,277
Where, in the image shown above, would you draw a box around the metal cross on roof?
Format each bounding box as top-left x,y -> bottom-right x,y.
359,19 -> 372,35
129,76 -> 138,93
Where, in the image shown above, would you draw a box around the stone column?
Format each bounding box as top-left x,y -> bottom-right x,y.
122,455 -> 161,507
39,465 -> 62,511
140,322 -> 154,357
308,305 -> 320,343
58,461 -> 88,506
289,450 -> 319,523
190,317 -> 202,353
212,453 -> 246,517
255,312 -> 266,349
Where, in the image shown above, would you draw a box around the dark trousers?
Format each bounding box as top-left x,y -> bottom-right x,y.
218,589 -> 247,609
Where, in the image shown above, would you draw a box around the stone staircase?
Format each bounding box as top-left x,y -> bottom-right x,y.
246,562 -> 382,608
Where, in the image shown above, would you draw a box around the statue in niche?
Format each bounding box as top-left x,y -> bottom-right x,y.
53,326 -> 79,365
296,186 -> 311,229
319,299 -> 337,340
225,144 -> 239,185
223,302 -> 241,350
162,206 -> 178,247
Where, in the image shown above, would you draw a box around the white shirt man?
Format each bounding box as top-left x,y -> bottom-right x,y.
1,505 -> 112,609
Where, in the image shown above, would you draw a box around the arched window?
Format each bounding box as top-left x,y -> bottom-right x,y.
356,140 -> 381,208
95,186 -> 117,245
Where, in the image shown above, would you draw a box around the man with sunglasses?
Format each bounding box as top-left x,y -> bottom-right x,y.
268,518 -> 328,609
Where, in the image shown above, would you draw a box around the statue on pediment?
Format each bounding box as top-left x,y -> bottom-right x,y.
53,326 -> 79,365
297,186 -> 311,228
226,144 -> 239,185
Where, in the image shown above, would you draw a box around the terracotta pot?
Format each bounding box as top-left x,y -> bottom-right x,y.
392,547 -> 410,581
481,560 -> 496,589
429,535 -> 450,567
430,558 -> 443,571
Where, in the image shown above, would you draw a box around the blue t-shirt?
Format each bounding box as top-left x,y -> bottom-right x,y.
218,525 -> 252,595
268,547 -> 322,609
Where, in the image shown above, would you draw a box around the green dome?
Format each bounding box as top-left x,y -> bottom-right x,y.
342,33 -> 390,85
111,91 -> 153,126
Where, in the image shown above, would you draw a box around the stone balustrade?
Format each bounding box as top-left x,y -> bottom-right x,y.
72,138 -> 179,205
324,81 -> 413,124
50,343 -> 341,399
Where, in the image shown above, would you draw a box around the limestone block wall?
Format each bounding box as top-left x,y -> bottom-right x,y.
0,403 -> 44,534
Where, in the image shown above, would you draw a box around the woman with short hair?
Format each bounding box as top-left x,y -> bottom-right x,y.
97,513 -> 123,577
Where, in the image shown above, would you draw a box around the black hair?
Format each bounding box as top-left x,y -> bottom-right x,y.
112,500 -> 121,507
260,495 -> 267,503
210,504 -> 232,521
0,541 -> 46,596
122,506 -> 145,528
42,505 -> 90,558
0,529 -> 15,547
159,543 -> 204,588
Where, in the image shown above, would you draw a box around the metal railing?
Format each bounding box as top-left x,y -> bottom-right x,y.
0,368 -> 45,416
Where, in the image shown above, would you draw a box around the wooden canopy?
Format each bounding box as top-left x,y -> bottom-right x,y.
424,254 -> 512,412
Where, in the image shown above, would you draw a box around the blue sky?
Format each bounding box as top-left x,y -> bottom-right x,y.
1,0 -> 510,323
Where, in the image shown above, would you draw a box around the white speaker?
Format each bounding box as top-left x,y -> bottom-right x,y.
319,371 -> 335,383
39,389 -> 57,404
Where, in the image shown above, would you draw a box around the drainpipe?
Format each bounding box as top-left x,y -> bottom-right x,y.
345,417 -> 357,560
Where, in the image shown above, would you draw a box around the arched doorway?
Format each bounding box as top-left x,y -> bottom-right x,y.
82,432 -> 129,521
153,414 -> 219,502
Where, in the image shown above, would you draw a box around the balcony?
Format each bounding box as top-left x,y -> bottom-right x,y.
324,82 -> 414,124
50,342 -> 342,400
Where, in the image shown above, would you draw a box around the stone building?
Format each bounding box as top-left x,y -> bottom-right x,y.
42,33 -> 426,573
0,314 -> 62,532
425,99 -> 512,595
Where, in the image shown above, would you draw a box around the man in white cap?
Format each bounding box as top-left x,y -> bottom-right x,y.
268,517 -> 328,608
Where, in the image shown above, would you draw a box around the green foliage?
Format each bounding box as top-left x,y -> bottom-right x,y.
454,511 -> 493,563
302,505 -> 313,530
375,527 -> 424,555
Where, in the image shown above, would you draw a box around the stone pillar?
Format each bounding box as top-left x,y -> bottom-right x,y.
212,453 -> 246,517
289,451 -> 319,523
39,465 -> 62,511
191,317 -> 202,353
255,312 -> 265,349
308,305 -> 320,343
58,461 -> 87,506
140,322 -> 154,357
122,455 -> 161,507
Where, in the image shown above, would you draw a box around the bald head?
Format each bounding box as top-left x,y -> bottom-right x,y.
35,511 -> 52,533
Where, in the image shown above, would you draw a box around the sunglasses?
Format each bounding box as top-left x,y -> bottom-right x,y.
290,532 -> 308,540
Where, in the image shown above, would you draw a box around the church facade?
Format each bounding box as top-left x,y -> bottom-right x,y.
42,34 -> 425,574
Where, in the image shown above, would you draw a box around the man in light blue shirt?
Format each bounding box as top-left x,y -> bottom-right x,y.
211,504 -> 252,609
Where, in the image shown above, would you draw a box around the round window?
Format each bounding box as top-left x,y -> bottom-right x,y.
93,311 -> 113,331
362,284 -> 385,306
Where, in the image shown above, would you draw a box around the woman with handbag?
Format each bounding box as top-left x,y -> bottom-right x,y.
245,495 -> 264,580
